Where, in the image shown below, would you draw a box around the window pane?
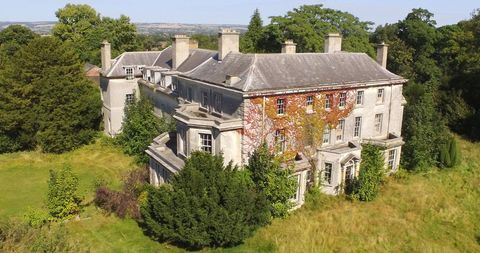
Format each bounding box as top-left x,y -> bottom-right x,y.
277,98 -> 285,115
325,95 -> 331,109
324,163 -> 332,184
356,91 -> 364,105
339,93 -> 346,107
354,117 -> 362,137
199,133 -> 212,153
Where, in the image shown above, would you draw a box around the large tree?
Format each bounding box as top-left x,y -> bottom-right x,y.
258,4 -> 374,55
53,4 -> 140,64
0,36 -> 102,153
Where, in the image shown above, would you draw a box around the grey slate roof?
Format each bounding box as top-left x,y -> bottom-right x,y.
105,51 -> 161,78
153,46 -> 218,72
182,52 -> 406,92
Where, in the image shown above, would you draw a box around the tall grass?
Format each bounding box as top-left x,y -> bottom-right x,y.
0,136 -> 479,252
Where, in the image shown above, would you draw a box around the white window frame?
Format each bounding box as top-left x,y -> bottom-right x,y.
275,129 -> 286,153
325,95 -> 331,109
377,88 -> 385,103
125,67 -> 134,80
199,133 -> 212,153
322,127 -> 331,145
356,90 -> 364,105
276,98 -> 285,115
374,113 -> 383,134
125,93 -> 135,103
339,92 -> 347,108
324,163 -> 332,185
388,149 -> 396,170
354,116 -> 362,138
336,119 -> 345,142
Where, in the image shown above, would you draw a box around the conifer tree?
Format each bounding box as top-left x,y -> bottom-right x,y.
0,36 -> 101,153
240,8 -> 264,53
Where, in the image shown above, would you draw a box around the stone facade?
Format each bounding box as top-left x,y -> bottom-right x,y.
101,31 -> 407,207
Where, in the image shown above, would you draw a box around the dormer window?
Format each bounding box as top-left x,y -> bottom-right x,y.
125,67 -> 134,80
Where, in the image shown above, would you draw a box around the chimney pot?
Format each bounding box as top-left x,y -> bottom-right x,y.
376,42 -> 388,68
281,40 -> 296,54
218,29 -> 239,61
324,33 -> 342,53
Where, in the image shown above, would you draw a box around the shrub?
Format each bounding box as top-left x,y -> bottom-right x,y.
24,207 -> 49,228
350,144 -> 385,201
439,136 -> 460,168
46,166 -> 82,221
95,168 -> 148,219
141,152 -> 270,249
246,143 -> 298,218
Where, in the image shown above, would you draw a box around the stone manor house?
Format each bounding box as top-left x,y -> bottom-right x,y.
100,30 -> 407,206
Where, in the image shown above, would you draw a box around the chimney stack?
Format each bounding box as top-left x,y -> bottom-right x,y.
376,42 -> 388,68
172,35 -> 190,70
324,33 -> 342,53
101,40 -> 111,72
281,40 -> 297,54
218,29 -> 239,61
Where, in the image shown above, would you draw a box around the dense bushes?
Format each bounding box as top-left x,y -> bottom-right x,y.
350,144 -> 385,201
141,152 -> 270,249
116,96 -> 174,164
246,143 -> 297,218
95,168 -> 148,219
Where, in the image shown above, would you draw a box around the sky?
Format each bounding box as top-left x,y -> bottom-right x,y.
0,0 -> 477,27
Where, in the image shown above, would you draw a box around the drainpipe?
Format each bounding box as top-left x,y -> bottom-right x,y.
387,84 -> 394,135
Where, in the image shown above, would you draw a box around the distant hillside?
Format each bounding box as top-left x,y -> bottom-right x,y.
0,21 -> 247,35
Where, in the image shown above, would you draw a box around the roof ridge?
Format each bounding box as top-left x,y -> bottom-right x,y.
242,54 -> 259,91
106,53 -> 125,77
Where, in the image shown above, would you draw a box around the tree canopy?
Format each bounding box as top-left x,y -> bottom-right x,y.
0,36 -> 101,153
0,25 -> 38,57
257,5 -> 374,55
53,4 -> 141,64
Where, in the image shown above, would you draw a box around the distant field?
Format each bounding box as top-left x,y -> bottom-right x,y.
0,136 -> 479,252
